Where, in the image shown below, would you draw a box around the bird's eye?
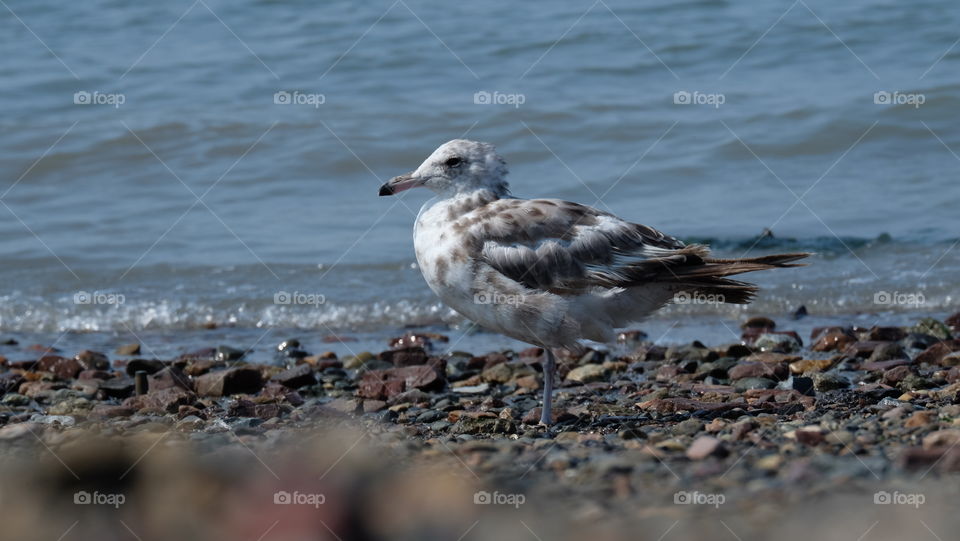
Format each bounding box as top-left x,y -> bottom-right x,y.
445,157 -> 462,167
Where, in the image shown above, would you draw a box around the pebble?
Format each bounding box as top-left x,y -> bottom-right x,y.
777,376 -> 815,396
673,418 -> 705,436
216,345 -> 246,362
48,397 -> 93,416
430,420 -> 452,431
451,415 -> 515,435
75,350 -> 110,370
756,454 -> 783,471
789,358 -> 834,374
868,343 -> 907,363
734,377 -> 776,392
916,341 -> 960,365
124,387 -> 197,413
566,364 -> 606,384
616,330 -> 648,344
754,333 -> 801,353
813,373 -> 849,391
0,422 -> 41,440
416,410 -> 443,423
379,346 -> 429,367
194,367 -> 263,397
177,415 -> 205,431
1,393 -> 30,407
29,414 -> 75,427
812,331 -> 855,352
904,410 -> 935,428
343,352 -> 373,369
910,318 -> 953,340
941,352 -> 960,367
452,383 -> 489,394
741,317 -> 776,330
922,429 -> 960,449
686,436 -> 727,460
793,428 -> 825,446
272,364 -> 317,388
729,361 -> 787,380
666,343 -> 717,362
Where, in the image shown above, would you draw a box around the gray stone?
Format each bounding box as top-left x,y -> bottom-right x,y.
734,377 -> 776,392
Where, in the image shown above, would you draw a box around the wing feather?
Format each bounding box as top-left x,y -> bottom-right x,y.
466,199 -> 685,291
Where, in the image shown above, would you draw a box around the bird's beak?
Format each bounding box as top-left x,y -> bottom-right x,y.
379,172 -> 423,196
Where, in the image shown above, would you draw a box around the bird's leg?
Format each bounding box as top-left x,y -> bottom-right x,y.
539,348 -> 556,426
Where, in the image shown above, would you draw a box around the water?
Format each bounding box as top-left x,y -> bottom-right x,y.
1,0 -> 958,353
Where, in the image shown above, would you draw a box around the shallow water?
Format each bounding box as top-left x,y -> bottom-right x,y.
1,0 -> 958,339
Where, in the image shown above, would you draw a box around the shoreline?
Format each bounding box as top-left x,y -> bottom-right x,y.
1,308 -> 956,360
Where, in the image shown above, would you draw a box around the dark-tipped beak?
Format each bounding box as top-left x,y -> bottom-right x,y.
378,172 -> 422,197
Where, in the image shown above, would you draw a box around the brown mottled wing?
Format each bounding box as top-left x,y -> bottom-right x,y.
470,198 -> 686,291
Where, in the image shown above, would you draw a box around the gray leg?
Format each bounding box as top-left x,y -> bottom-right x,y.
539,348 -> 555,425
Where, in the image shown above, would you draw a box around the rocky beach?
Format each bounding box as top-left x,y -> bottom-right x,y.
3,312 -> 960,540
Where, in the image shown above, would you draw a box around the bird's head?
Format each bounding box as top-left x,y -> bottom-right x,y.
379,139 -> 509,198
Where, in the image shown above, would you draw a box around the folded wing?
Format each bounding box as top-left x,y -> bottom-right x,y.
469,198 -> 808,302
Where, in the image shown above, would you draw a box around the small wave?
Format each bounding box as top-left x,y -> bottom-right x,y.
0,297 -> 458,334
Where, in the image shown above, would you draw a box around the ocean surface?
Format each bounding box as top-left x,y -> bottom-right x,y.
1,0 -> 958,356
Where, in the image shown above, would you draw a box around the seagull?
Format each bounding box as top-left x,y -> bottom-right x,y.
379,140 -> 809,425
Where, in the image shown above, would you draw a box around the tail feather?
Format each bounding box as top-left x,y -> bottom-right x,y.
670,251 -> 810,305
704,252 -> 810,268
591,247 -> 811,305
676,252 -> 811,279
672,279 -> 759,304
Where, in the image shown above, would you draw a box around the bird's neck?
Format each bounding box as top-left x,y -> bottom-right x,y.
441,187 -> 506,214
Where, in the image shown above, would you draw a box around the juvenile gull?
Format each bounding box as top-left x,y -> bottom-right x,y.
379,140 -> 809,425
